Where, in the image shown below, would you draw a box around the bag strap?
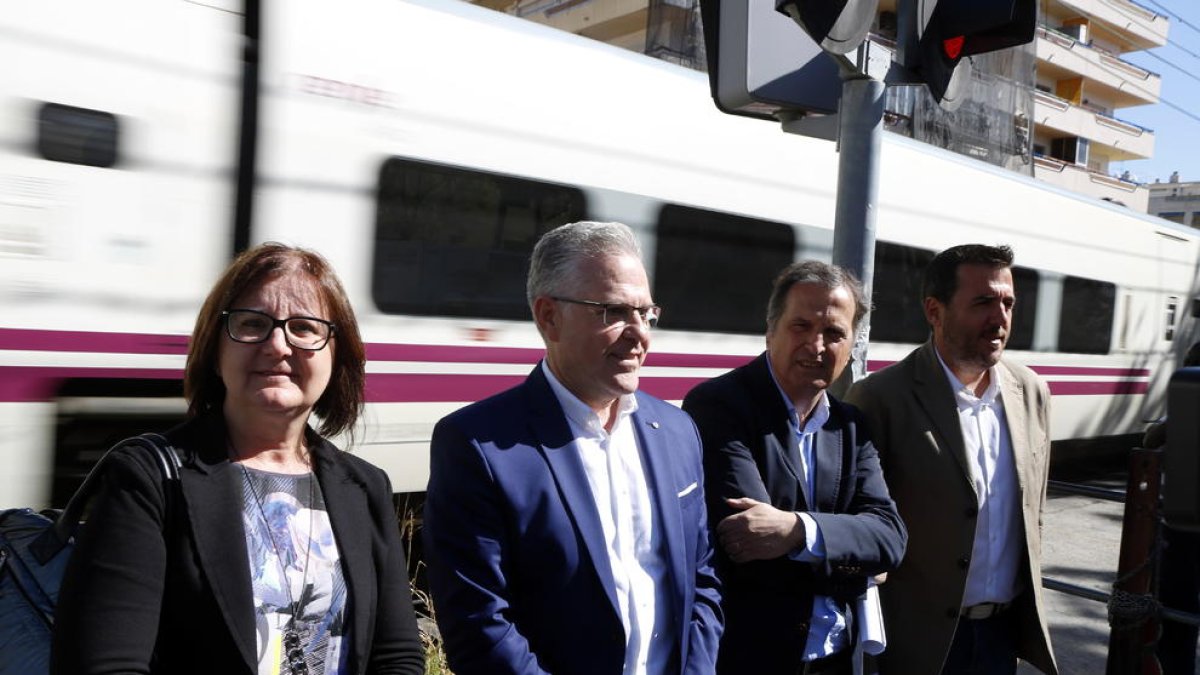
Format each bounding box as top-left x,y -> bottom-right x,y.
28,433 -> 182,564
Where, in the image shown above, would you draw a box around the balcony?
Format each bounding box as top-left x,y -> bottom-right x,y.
1034,155 -> 1149,211
1055,0 -> 1168,52
514,0 -> 649,43
1036,26 -> 1161,108
1034,90 -> 1154,160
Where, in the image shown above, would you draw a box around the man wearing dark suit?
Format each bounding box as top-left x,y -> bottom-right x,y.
846,244 -> 1057,675
682,261 -> 906,675
423,221 -> 723,675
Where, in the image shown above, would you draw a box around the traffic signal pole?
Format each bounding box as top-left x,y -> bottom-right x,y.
831,74 -> 884,388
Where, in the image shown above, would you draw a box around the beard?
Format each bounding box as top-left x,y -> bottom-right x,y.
943,322 -> 1007,371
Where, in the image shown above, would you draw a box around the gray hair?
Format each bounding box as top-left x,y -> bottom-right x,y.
527,221 -> 643,308
766,260 -> 869,332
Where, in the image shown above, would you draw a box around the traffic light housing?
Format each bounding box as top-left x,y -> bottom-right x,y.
897,0 -> 1036,109
774,0 -> 879,55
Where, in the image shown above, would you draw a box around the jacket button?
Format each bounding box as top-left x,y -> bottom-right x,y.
958,556 -> 970,569
946,607 -> 959,619
965,506 -> 978,517
795,621 -> 810,637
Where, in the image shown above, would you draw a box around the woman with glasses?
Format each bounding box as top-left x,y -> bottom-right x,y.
53,243 -> 424,675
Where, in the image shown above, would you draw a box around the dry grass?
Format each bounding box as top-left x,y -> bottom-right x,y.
397,495 -> 453,675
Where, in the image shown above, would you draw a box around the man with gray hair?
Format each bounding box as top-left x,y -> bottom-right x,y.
425,221 -> 723,675
683,260 -> 906,675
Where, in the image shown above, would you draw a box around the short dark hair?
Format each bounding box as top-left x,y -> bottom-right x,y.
184,242 -> 366,438
766,260 -> 868,332
922,244 -> 1014,305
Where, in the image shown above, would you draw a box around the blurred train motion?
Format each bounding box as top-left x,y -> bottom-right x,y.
2,0 -> 1198,507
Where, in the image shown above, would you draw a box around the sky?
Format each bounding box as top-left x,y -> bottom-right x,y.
1110,0 -> 1200,185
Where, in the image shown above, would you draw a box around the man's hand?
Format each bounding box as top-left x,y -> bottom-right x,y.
716,497 -> 806,563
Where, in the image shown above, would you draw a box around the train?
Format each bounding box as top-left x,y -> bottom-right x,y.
1,0 -> 1197,507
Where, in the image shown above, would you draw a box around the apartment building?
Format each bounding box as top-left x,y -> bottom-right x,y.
1033,0 -> 1168,210
471,0 -> 1169,211
1149,173 -> 1200,228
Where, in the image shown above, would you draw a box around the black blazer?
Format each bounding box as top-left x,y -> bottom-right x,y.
682,353 -> 906,675
51,414 -> 424,675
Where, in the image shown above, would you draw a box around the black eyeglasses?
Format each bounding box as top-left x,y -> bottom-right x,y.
222,309 -> 335,351
552,297 -> 662,329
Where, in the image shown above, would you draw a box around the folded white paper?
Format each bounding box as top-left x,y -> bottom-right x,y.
857,584 -> 887,655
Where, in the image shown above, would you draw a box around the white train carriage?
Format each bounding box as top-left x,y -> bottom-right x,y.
0,0 -> 1196,507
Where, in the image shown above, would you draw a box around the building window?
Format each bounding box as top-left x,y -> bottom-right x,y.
870,242 -> 935,344
372,157 -> 586,319
1159,211 -> 1186,225
37,103 -> 119,168
1050,137 -> 1088,166
653,204 -> 794,334
1058,276 -> 1116,354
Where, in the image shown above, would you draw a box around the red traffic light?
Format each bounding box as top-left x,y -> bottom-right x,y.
943,36 -> 964,60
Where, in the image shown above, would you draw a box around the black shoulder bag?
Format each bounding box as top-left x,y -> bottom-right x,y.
0,433 -> 181,675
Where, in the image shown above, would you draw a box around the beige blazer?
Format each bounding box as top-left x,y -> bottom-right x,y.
846,341 -> 1057,675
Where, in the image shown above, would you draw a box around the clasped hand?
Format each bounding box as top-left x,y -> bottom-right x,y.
716,497 -> 806,563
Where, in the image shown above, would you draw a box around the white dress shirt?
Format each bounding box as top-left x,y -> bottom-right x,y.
542,362 -> 673,675
935,354 -> 1023,607
765,356 -> 850,660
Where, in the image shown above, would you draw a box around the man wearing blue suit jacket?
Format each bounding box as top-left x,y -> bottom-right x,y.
683,261 -> 906,675
424,221 -> 723,675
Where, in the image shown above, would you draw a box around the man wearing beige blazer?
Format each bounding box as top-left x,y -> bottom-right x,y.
846,244 -> 1056,675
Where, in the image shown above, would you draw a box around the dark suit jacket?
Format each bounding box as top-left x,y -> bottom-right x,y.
682,353 -> 906,675
845,342 -> 1056,675
423,364 -> 723,675
52,414 -> 424,675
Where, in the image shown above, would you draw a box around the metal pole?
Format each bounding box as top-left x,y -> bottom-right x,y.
830,75 -> 884,394
232,0 -> 261,257
1106,447 -> 1163,675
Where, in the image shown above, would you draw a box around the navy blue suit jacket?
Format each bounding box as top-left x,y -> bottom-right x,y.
423,364 -> 723,675
682,353 -> 906,675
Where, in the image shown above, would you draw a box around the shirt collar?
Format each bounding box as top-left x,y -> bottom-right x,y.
541,360 -> 638,432
934,348 -> 1001,404
765,352 -> 831,434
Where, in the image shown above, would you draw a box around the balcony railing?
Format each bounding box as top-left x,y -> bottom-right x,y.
1036,25 -> 1159,82
1033,89 -> 1154,137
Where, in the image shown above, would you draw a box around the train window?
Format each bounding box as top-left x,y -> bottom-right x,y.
653,205 -> 794,334
1165,296 -> 1179,341
870,242 -> 934,344
37,103 -> 119,168
1058,276 -> 1116,354
1008,266 -> 1038,351
372,158 -> 586,319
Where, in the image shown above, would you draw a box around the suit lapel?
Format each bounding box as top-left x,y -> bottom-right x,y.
632,399 -> 687,615
746,355 -> 811,507
313,443 -> 374,672
913,342 -> 975,490
813,406 -> 844,511
178,424 -> 257,671
527,367 -> 621,617
998,361 -> 1031,495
